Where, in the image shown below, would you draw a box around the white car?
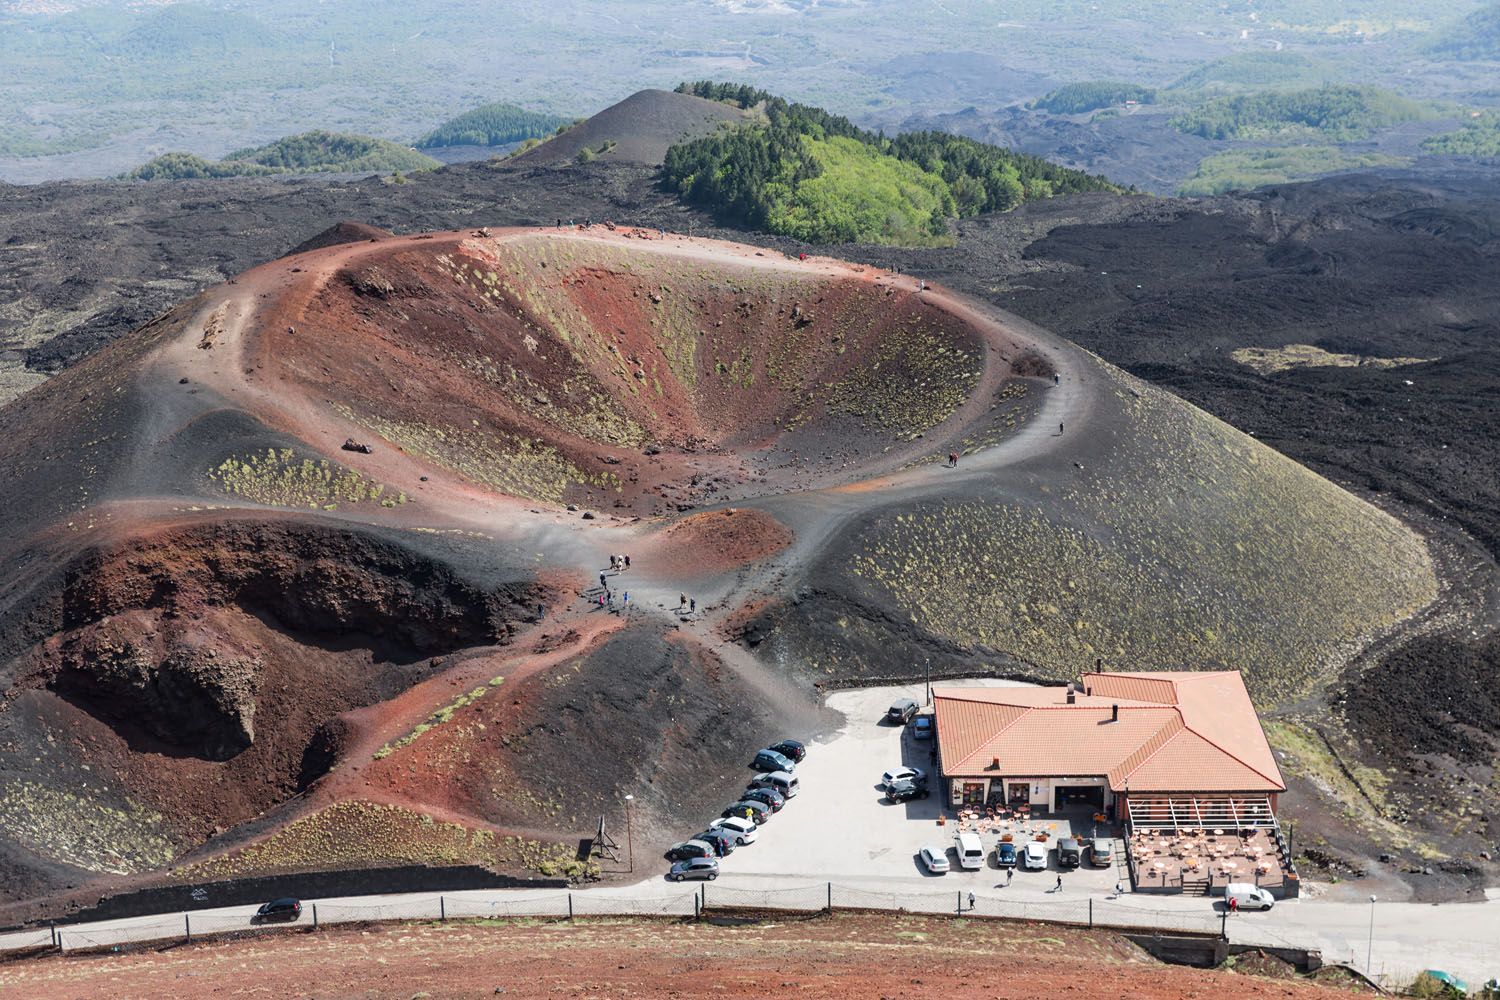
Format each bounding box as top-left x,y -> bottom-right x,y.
1022,841 -> 1049,870
881,766 -> 925,787
708,815 -> 758,845
919,845 -> 950,874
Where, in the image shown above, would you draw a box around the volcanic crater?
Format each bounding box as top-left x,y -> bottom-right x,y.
0,225 -> 1438,916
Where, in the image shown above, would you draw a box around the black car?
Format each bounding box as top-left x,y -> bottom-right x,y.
695,830 -> 737,856
768,739 -> 806,762
664,840 -> 715,862
254,898 -> 302,923
740,786 -> 785,812
1057,838 -> 1083,869
887,698 -> 919,725
885,777 -> 930,803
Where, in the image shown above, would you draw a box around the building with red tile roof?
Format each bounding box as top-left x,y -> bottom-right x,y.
932,671 -> 1285,817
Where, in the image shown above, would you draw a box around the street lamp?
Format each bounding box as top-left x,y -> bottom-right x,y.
1366,894 -> 1377,976
624,795 -> 635,873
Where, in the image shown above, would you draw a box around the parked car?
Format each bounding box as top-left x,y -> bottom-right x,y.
748,770 -> 799,798
881,766 -> 925,788
887,698 -> 919,725
1089,839 -> 1115,867
995,842 -> 1018,868
708,815 -> 758,845
886,777 -> 930,803
911,715 -> 934,741
919,845 -> 951,874
723,800 -> 772,825
668,856 -> 720,882
664,839 -> 715,862
254,898 -> 302,923
695,829 -> 737,856
1057,838 -> 1082,869
768,739 -> 806,762
1021,841 -> 1049,870
955,831 -> 985,870
740,786 -> 785,812
752,748 -> 795,773
1224,883 -> 1275,911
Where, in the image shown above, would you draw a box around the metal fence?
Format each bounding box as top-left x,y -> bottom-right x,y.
2,881 -> 1273,958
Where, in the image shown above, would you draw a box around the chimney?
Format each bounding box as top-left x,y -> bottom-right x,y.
1065,684 -> 1076,705
1111,703 -> 1119,722
990,757 -> 1000,770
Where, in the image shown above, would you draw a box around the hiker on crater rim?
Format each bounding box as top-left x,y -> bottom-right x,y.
948,451 -> 958,468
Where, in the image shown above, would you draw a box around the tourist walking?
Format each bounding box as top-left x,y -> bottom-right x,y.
947,451 -> 958,468
1055,874 -> 1063,892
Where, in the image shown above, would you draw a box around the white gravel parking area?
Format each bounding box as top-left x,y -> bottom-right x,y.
710,679 -> 1127,893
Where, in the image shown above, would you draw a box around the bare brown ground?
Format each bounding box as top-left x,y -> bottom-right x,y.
649,508 -> 793,580
0,913 -> 1359,1000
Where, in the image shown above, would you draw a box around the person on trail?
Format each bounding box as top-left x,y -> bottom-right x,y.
1114,881 -> 1124,897
623,591 -> 629,607
609,554 -> 618,571
537,603 -> 545,620
968,891 -> 976,911
1054,373 -> 1060,386
680,593 -> 688,610
1059,421 -> 1065,435
948,452 -> 958,468
624,555 -> 631,570
1055,874 -> 1063,892
1228,895 -> 1239,914
600,571 -> 608,588
689,598 -> 696,614
597,593 -> 605,608
1006,868 -> 1014,886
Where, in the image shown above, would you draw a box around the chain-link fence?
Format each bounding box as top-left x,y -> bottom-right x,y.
5,881 -> 1268,958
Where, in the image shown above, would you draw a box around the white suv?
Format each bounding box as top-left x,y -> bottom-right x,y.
1022,841 -> 1049,870
708,815 -> 758,845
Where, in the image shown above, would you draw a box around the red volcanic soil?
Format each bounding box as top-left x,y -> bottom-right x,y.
0,224 -> 1050,916
650,507 -> 793,579
0,913 -> 1364,1000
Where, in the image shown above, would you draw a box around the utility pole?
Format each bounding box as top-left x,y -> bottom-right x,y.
925,657 -> 932,706
1366,895 -> 1377,976
625,794 -> 635,873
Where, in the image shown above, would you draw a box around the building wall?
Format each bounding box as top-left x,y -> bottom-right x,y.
946,775 -> 1114,809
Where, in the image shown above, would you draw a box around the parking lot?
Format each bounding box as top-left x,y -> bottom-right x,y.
691,680 -> 1130,895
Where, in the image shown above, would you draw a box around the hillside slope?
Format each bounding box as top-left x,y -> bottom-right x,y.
507,89 -> 754,168
0,226 -> 1435,916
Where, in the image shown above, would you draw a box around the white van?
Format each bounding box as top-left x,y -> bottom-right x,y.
955,831 -> 985,870
1224,883 -> 1275,911
751,770 -> 799,799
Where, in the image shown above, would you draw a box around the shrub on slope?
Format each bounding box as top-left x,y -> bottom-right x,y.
664,81 -> 1120,245
1170,85 -> 1431,141
127,131 -> 439,179
416,102 -> 572,148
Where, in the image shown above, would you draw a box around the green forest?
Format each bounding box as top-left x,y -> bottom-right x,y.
1178,147 -> 1406,196
664,82 -> 1120,246
1169,85 -> 1430,141
1033,82 -> 1157,114
127,130 -> 439,179
1422,113 -> 1500,157
416,102 -> 572,148
1427,2 -> 1500,60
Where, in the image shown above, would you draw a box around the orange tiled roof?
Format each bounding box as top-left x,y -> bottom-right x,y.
933,671 -> 1284,793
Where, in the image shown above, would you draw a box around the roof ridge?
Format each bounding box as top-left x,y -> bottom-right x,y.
1175,717 -> 1285,790
1111,712 -> 1186,787
952,704 -> 1037,772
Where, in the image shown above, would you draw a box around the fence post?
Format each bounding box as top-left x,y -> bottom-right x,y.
568,893 -> 574,920
49,921 -> 56,949
440,896 -> 446,922
694,892 -> 700,922
184,913 -> 191,943
957,891 -> 962,917
827,882 -> 832,912
1088,898 -> 1093,928
312,903 -> 318,930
